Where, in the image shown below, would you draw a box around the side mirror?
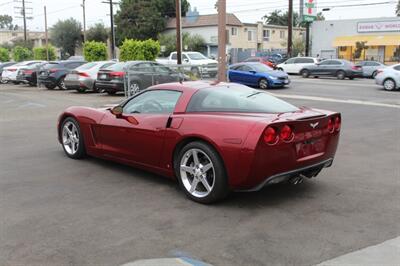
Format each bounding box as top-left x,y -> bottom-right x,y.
111,106 -> 123,117
183,58 -> 189,63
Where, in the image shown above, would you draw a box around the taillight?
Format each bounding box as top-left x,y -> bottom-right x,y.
49,68 -> 58,73
327,118 -> 334,133
110,71 -> 124,78
264,126 -> 278,145
280,124 -> 294,142
24,70 -> 34,75
78,72 -> 89,77
334,116 -> 341,131
351,65 -> 361,70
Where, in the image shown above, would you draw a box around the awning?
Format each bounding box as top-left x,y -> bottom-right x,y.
333,35 -> 400,46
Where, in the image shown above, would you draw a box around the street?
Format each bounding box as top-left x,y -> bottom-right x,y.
1,77 -> 399,265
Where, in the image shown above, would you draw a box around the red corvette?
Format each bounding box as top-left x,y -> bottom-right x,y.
58,81 -> 340,203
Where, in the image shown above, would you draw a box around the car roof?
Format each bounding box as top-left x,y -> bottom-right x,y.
149,80 -> 242,92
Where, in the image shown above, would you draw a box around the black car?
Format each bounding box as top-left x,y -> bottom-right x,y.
300,59 -> 363,80
96,61 -> 184,95
0,62 -> 16,84
16,62 -> 48,86
38,60 -> 86,89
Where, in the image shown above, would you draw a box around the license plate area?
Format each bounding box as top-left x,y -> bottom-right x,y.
296,138 -> 325,158
99,74 -> 108,80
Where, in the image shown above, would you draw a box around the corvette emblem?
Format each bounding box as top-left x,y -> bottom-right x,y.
310,122 -> 319,129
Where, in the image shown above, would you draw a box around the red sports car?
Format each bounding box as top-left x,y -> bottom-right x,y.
58,81 -> 340,203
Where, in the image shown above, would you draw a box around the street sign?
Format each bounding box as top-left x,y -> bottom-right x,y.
303,0 -> 317,22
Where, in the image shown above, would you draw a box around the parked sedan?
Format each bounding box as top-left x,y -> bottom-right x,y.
375,64 -> 400,91
2,60 -> 45,84
356,61 -> 386,78
228,62 -> 290,89
0,62 -> 16,84
38,60 -> 87,89
277,57 -> 319,74
96,61 -> 184,95
243,57 -> 277,69
64,61 -> 116,92
16,62 -> 48,86
300,59 -> 363,80
57,81 -> 340,203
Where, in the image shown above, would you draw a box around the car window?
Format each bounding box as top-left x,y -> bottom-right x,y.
330,60 -> 342,65
107,62 -> 125,71
123,90 -> 182,114
187,85 -> 299,113
65,62 -> 84,69
131,62 -> 154,73
236,65 -> 253,72
393,65 -> 400,71
296,58 -> 315,64
319,60 -> 331,66
171,53 -> 177,60
245,58 -> 259,62
100,62 -> 115,69
368,62 -> 380,66
285,58 -> 295,64
182,54 -> 189,60
78,62 -> 97,70
152,63 -> 172,73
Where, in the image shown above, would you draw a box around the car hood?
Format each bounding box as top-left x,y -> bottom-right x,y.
263,70 -> 288,78
190,59 -> 218,65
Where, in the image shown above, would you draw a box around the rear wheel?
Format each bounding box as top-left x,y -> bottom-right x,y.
175,141 -> 229,204
301,69 -> 310,78
61,117 -> 86,159
258,78 -> 269,89
383,78 -> 396,91
336,70 -> 345,80
45,84 -> 56,90
372,71 -> 378,78
77,87 -> 86,93
58,77 -> 67,90
106,90 -> 116,95
277,67 -> 284,71
129,82 -> 141,96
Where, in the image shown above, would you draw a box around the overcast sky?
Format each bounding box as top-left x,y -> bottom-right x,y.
1,0 -> 397,31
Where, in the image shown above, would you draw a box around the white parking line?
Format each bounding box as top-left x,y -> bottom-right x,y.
291,78 -> 378,88
270,93 -> 400,109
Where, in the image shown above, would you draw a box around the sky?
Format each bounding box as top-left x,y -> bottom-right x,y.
0,0 -> 397,32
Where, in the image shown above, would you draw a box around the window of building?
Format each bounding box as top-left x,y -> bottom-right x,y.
263,30 -> 270,41
248,30 -> 255,41
231,27 -> 238,36
280,30 -> 285,39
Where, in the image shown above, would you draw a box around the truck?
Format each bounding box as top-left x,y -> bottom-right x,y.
156,51 -> 218,77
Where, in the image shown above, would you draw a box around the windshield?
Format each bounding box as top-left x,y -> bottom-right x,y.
77,62 -> 97,70
105,62 -> 125,71
187,53 -> 207,60
187,84 -> 298,113
251,63 -> 273,72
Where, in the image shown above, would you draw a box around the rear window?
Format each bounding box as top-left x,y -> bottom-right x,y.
78,62 -> 97,70
187,85 -> 298,113
43,63 -> 61,69
105,62 -> 126,71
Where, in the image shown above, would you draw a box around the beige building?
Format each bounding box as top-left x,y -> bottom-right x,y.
0,30 -> 47,48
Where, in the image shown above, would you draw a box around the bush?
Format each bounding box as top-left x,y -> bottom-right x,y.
0,47 -> 10,61
33,46 -> 56,60
158,32 -> 206,57
12,46 -> 33,62
119,39 -> 160,61
83,41 -> 107,62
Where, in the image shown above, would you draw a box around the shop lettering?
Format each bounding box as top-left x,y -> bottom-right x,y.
358,21 -> 400,32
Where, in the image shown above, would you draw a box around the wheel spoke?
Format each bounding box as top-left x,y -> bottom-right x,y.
63,138 -> 71,145
200,177 -> 212,192
189,178 -> 199,193
202,163 -> 213,173
181,165 -> 194,175
192,150 -> 200,165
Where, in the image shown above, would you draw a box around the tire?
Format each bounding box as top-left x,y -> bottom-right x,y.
60,117 -> 86,159
77,87 -> 86,93
383,78 -> 397,91
28,82 -> 36,86
45,84 -> 56,90
129,82 -> 141,96
372,71 -> 378,79
58,76 -> 67,90
301,69 -> 310,78
336,70 -> 345,80
277,67 -> 284,71
175,141 -> 229,204
92,82 -> 99,93
349,77 -> 354,80
258,78 -> 269,89
106,90 -> 116,95
12,81 -> 21,85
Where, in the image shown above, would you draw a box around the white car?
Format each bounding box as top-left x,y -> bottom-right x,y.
375,64 -> 400,91
2,60 -> 45,84
277,57 -> 319,74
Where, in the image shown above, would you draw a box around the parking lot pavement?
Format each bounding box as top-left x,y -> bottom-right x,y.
1,81 -> 399,266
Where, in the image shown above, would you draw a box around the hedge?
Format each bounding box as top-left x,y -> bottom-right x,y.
119,39 -> 160,61
83,41 -> 107,62
33,46 -> 56,60
12,46 -> 33,62
0,47 -> 10,62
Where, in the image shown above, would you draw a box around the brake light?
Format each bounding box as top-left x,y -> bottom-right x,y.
49,68 -> 58,73
24,70 -> 34,75
110,71 -> 124,78
334,116 -> 341,131
264,126 -> 279,145
78,72 -> 89,77
351,65 -> 361,70
280,125 -> 294,142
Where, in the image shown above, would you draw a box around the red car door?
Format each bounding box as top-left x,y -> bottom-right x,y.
98,90 -> 182,166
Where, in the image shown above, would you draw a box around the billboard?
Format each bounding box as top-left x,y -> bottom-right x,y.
357,21 -> 400,33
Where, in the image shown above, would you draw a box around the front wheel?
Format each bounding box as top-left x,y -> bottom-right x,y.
45,84 -> 56,90
383,78 -> 397,91
372,71 -> 378,78
175,141 -> 229,204
301,69 -> 310,78
258,78 -> 269,89
336,70 -> 345,80
61,117 -> 86,159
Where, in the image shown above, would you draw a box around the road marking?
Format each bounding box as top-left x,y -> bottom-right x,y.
291,78 -> 378,88
17,102 -> 46,109
270,93 -> 400,109
120,258 -> 212,266
316,236 -> 400,265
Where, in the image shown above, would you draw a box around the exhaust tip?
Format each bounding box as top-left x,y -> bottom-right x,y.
289,176 -> 303,185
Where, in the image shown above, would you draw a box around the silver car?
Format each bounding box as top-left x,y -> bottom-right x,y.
65,61 -> 116,92
356,61 -> 386,78
375,64 -> 400,91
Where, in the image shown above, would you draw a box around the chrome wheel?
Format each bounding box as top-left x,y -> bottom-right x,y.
59,77 -> 67,90
129,83 -> 140,96
180,148 -> 215,198
259,79 -> 269,89
383,79 -> 396,91
62,121 -> 79,155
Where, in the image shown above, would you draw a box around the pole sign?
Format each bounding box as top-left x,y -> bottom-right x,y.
303,0 -> 317,22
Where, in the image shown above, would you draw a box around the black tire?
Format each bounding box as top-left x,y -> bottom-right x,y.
301,69 -> 310,78
12,81 -> 21,85
77,87 -> 86,93
106,90 -> 116,95
277,67 -> 284,71
60,117 -> 86,159
258,78 -> 269,89
372,71 -> 378,78
349,77 -> 354,80
336,70 -> 345,80
28,82 -> 36,86
128,82 -> 141,96
45,84 -> 56,90
383,78 -> 397,91
58,76 -> 67,90
175,141 -> 229,204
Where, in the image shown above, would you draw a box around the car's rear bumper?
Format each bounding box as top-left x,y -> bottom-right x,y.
96,81 -> 124,92
65,78 -> 94,90
38,76 -> 58,86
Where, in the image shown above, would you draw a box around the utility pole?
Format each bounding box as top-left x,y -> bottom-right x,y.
175,0 -> 182,65
22,0 -> 27,42
82,0 -> 86,42
14,0 -> 32,43
287,0 -> 293,58
217,0 -> 227,82
44,6 -> 49,60
102,0 -> 116,59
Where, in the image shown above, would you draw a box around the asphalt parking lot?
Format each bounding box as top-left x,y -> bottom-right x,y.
1,76 -> 399,265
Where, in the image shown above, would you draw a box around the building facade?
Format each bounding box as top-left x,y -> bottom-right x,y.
0,30 -> 47,48
311,17 -> 400,64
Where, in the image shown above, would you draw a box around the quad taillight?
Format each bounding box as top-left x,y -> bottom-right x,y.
264,127 -> 278,145
327,116 -> 341,133
264,124 -> 293,145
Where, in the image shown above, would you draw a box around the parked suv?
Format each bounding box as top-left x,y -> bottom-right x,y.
300,59 -> 363,80
38,60 -> 86,89
277,57 -> 319,74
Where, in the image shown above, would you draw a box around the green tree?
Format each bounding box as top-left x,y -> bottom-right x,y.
0,15 -> 13,30
119,39 -> 160,61
0,47 -> 10,61
50,18 -> 82,59
263,10 -> 324,27
158,32 -> 206,56
86,23 -> 109,43
12,46 -> 33,62
83,41 -> 107,61
115,0 -> 190,43
33,46 -> 57,60
282,37 -> 305,56
353,41 -> 366,59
